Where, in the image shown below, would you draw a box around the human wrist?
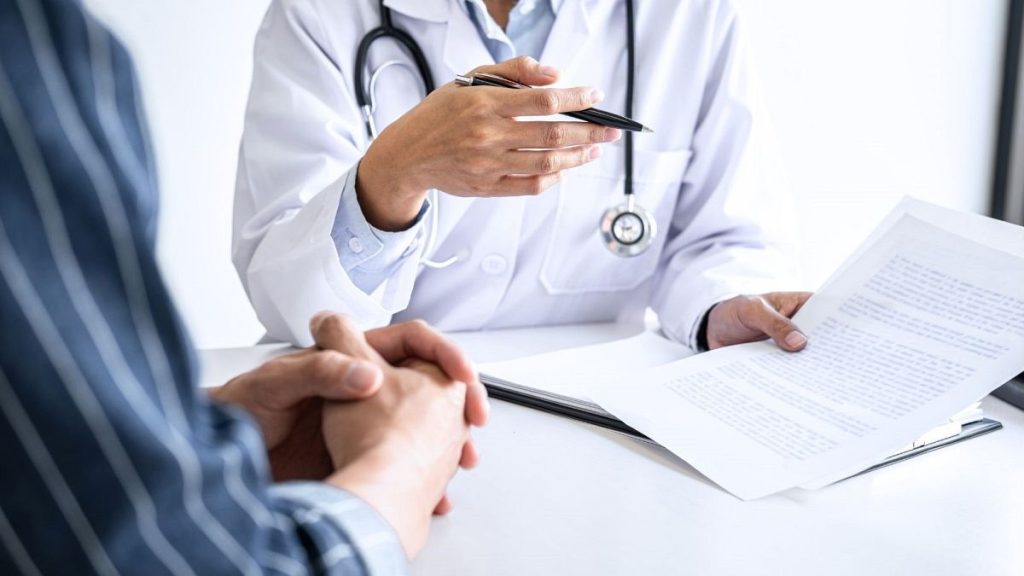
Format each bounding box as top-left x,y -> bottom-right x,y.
328,445 -> 432,556
357,144 -> 429,232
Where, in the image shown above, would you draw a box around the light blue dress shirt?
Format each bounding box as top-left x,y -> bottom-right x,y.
333,0 -> 558,295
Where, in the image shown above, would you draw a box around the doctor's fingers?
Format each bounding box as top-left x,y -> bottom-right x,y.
502,121 -> 621,149
469,55 -> 562,87
488,85 -> 604,118
761,291 -> 814,317
309,312 -> 386,364
483,172 -> 564,197
741,298 -> 809,352
499,146 -> 603,176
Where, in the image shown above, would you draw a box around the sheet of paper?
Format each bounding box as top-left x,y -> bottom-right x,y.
820,197 -> 1024,292
590,209 -> 1024,500
480,332 -> 691,400
449,322 -> 646,364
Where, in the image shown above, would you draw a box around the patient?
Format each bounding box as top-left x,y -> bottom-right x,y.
0,0 -> 484,573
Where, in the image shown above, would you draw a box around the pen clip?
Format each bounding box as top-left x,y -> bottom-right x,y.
471,72 -> 531,90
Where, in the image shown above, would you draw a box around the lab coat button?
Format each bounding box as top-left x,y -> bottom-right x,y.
481,254 -> 507,275
347,237 -> 364,254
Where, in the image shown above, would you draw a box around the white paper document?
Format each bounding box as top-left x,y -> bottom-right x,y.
590,200 -> 1024,500
479,332 -> 691,401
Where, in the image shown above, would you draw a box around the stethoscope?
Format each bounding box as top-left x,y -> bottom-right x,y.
354,0 -> 654,266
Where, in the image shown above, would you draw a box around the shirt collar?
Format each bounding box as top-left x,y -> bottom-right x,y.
463,0 -> 561,19
384,0 -> 565,23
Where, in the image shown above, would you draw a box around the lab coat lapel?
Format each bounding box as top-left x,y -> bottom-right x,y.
383,0 -> 448,23
537,0 -> 592,80
442,0 -> 496,75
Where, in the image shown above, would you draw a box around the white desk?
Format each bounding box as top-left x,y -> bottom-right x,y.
200,325 -> 1024,576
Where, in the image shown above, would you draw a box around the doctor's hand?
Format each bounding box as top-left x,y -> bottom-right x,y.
706,292 -> 814,352
358,55 -> 622,231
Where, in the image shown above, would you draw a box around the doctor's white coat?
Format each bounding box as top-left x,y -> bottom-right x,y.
233,0 -> 801,348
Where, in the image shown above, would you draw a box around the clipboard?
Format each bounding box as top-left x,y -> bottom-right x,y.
483,375 -> 1004,479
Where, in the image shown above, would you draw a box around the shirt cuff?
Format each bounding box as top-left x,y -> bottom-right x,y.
661,290 -> 738,352
331,164 -> 429,274
271,481 -> 408,575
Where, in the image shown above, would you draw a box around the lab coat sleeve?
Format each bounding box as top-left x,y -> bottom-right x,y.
651,5 -> 803,351
233,0 -> 427,345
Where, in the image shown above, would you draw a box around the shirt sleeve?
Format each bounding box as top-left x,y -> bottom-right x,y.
0,1 -> 406,574
651,3 -> 802,350
331,165 -> 431,296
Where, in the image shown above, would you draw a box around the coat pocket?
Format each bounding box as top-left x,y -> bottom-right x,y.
539,146 -> 693,294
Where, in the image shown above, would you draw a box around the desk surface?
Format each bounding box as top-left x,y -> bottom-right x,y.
200,325 -> 1024,576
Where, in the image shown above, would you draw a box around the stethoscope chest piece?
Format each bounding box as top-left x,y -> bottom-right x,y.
599,195 -> 656,257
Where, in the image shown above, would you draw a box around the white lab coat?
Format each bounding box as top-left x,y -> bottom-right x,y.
234,0 -> 800,348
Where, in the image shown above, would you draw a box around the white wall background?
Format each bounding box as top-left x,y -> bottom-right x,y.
84,0 -> 1007,349
734,0 -> 1007,286
84,0 -> 273,348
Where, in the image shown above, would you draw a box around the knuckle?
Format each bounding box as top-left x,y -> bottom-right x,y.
543,123 -> 567,147
578,147 -> 592,165
513,55 -> 534,73
261,357 -> 288,373
464,125 -> 491,146
464,158 -> 489,176
573,89 -> 590,108
526,177 -> 547,196
539,153 -> 559,174
316,313 -> 356,337
462,92 -> 491,115
406,319 -> 433,336
739,295 -> 760,310
535,90 -> 560,115
307,351 -> 342,382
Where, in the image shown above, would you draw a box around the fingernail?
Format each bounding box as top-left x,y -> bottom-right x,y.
604,128 -> 622,142
589,145 -> 602,160
343,362 -> 380,392
785,331 -> 807,349
588,88 -> 604,104
540,64 -> 559,77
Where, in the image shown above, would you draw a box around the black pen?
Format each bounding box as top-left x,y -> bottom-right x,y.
454,72 -> 654,133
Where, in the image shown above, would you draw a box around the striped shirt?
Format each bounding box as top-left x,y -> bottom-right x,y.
0,0 -> 406,574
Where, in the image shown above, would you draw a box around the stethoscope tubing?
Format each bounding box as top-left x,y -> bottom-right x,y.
354,0 -> 648,264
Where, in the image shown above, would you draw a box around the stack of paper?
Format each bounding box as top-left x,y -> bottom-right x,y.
480,335 -> 992,462
586,198 -> 1024,499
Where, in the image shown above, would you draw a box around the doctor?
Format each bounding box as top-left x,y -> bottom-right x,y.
235,0 -> 809,353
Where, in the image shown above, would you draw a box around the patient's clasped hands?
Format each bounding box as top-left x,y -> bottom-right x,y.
210,312 -> 489,558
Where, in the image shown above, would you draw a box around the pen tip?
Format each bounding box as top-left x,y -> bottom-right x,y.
642,125 -> 654,133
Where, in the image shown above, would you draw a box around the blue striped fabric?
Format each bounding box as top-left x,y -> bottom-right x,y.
0,0 -> 406,574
